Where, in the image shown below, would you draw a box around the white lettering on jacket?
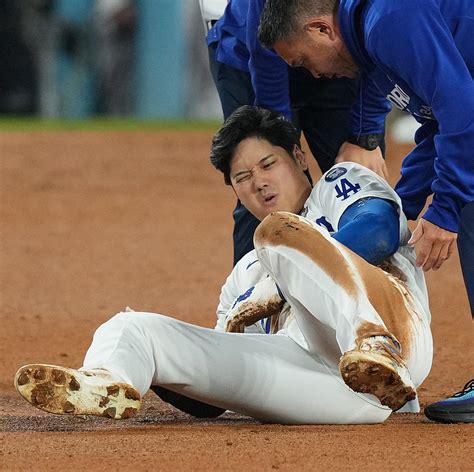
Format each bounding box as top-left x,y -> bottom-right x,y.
387,84 -> 410,109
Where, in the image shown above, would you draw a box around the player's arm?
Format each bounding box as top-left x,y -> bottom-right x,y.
313,163 -> 403,264
224,276 -> 285,333
216,253 -> 283,333
332,197 -> 400,265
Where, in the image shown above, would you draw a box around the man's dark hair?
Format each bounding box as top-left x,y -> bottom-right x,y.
259,0 -> 339,48
210,105 -> 301,185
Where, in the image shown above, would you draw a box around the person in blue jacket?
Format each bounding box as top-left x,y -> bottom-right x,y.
203,0 -> 391,265
258,0 -> 474,424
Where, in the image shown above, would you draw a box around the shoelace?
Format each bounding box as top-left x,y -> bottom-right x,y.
452,379 -> 474,398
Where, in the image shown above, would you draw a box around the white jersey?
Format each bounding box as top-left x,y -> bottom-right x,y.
216,163 -> 431,334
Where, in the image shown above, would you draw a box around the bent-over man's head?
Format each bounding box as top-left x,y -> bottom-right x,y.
258,0 -> 358,79
210,106 -> 312,221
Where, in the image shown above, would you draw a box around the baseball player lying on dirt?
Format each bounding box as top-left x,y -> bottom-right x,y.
15,106 -> 433,424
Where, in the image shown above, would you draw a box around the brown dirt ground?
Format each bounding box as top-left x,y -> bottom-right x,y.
0,129 -> 472,471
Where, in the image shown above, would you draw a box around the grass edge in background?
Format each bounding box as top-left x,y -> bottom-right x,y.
0,117 -> 221,131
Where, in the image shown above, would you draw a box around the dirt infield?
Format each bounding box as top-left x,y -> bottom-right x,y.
0,129 -> 472,471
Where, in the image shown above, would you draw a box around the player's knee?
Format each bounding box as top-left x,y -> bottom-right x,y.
254,211 -> 329,254
100,311 -> 160,340
254,211 -> 305,249
98,311 -> 138,333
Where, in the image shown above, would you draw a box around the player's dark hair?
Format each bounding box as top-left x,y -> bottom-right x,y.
210,105 -> 302,185
259,0 -> 339,48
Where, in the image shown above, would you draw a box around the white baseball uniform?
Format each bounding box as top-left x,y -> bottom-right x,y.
83,163 -> 433,424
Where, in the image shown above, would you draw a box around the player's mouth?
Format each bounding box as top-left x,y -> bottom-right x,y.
262,193 -> 277,205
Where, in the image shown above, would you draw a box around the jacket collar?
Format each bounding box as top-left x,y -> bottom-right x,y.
338,0 -> 374,71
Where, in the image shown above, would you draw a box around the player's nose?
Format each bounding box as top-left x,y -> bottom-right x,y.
253,170 -> 268,190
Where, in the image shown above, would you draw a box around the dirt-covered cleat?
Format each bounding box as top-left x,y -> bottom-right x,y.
14,364 -> 141,419
339,336 -> 417,411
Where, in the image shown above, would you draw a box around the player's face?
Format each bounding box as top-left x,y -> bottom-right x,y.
273,19 -> 359,79
230,137 -> 312,221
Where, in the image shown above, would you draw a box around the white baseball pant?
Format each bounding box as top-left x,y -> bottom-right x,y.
83,213 -> 432,424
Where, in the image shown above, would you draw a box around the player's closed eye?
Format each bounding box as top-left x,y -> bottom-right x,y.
234,158 -> 277,184
235,173 -> 252,184
262,160 -> 276,169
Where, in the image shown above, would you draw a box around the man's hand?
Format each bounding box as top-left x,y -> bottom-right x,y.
408,218 -> 457,271
335,142 -> 388,180
225,277 -> 284,333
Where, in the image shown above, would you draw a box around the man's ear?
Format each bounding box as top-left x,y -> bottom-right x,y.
294,145 -> 308,170
304,17 -> 336,40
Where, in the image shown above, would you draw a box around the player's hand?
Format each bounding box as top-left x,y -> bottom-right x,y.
335,142 -> 388,180
225,277 -> 284,333
408,218 -> 457,271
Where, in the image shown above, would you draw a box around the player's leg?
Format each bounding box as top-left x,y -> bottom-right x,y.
254,211 -> 431,365
16,310 -> 391,424
254,211 -> 432,409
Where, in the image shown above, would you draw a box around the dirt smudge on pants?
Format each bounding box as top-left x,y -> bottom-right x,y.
255,212 -> 413,357
255,212 -> 357,298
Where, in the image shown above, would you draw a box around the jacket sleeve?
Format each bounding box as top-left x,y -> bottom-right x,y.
245,0 -> 292,119
394,120 -> 438,222
368,8 -> 474,232
351,71 -> 391,136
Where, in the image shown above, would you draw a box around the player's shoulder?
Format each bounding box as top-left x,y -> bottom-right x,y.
323,162 -> 383,182
310,162 -> 401,214
312,162 -> 389,196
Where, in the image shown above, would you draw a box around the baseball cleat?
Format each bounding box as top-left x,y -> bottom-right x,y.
14,364 -> 141,419
424,379 -> 474,423
339,336 -> 416,411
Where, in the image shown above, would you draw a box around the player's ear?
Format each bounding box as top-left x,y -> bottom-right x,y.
304,17 -> 337,41
293,145 -> 308,171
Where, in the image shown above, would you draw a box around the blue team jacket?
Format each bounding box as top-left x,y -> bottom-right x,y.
339,0 -> 474,232
207,0 -> 292,118
207,0 -> 390,139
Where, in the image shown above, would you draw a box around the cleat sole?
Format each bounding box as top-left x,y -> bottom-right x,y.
340,352 -> 416,411
14,364 -> 141,419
